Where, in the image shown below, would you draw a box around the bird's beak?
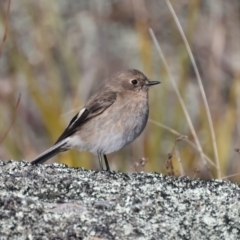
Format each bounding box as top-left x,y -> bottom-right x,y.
146,80 -> 161,86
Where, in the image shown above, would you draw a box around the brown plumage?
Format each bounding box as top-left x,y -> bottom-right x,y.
31,69 -> 160,170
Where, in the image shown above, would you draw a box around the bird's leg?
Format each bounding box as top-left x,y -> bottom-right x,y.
103,154 -> 110,171
98,153 -> 104,171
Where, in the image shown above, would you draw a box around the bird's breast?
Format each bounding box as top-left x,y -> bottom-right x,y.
74,95 -> 149,154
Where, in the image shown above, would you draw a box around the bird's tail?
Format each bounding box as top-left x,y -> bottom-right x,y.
31,140 -> 67,164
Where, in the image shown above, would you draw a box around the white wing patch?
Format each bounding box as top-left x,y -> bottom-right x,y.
69,108 -> 87,128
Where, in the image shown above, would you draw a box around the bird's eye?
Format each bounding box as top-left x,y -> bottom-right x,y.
131,79 -> 138,85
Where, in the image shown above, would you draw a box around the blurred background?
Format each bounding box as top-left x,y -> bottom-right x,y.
0,0 -> 240,180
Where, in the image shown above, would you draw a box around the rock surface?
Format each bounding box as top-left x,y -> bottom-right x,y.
0,160 -> 240,239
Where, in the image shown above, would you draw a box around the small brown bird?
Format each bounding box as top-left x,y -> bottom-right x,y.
32,69 -> 160,170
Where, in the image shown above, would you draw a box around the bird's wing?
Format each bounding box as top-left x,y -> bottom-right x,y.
55,91 -> 117,144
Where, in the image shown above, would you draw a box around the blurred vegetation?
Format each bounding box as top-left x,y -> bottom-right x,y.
0,0 -> 240,181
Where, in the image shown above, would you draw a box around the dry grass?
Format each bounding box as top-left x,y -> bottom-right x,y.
0,0 -> 240,181
0,0 -> 10,56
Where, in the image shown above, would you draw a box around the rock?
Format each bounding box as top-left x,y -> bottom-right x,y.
0,160 -> 239,239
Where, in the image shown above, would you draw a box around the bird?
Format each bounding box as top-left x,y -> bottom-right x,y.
31,69 -> 160,171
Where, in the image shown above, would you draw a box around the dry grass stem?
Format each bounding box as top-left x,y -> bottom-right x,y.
0,94 -> 21,145
148,119 -> 182,136
165,0 -> 221,178
166,135 -> 186,176
165,153 -> 175,176
149,119 -> 217,168
183,139 -> 217,168
193,168 -> 200,178
176,135 -> 188,142
147,31 -> 210,173
222,173 -> 240,180
0,0 -> 11,57
175,146 -> 184,176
